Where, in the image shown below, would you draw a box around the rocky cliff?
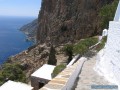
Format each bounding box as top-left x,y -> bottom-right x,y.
5,0 -> 115,82
37,0 -> 113,45
20,19 -> 38,41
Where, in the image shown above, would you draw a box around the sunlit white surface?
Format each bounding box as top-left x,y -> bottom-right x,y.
31,64 -> 55,80
0,80 -> 33,90
114,1 -> 120,21
95,1 -> 120,90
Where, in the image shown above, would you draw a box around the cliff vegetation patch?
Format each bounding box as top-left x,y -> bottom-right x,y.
99,0 -> 119,29
0,63 -> 26,85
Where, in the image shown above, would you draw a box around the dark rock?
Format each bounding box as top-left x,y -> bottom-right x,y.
40,51 -> 49,59
20,19 -> 38,41
37,0 -> 113,45
28,45 -> 37,52
21,63 -> 30,70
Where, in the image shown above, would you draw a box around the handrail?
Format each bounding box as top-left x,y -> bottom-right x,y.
62,57 -> 87,90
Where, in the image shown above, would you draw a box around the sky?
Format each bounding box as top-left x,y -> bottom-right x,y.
0,0 -> 41,17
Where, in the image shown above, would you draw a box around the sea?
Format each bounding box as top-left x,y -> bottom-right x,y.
0,16 -> 35,64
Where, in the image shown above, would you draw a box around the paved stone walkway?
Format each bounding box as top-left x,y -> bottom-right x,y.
75,55 -> 118,90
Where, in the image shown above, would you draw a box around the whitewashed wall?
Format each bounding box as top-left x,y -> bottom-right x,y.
95,1 -> 120,89
114,1 -> 120,21
95,21 -> 120,89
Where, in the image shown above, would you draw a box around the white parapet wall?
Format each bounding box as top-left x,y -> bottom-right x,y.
67,54 -> 80,67
63,57 -> 87,90
0,80 -> 33,90
114,1 -> 120,21
95,21 -> 120,89
95,1 -> 120,89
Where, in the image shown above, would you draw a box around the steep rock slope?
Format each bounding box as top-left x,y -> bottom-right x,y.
20,19 -> 38,41
37,0 -> 113,45
5,0 -> 115,82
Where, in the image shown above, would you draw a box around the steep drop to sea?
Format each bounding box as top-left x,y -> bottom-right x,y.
6,0 -> 115,81
0,16 -> 35,64
37,0 -> 113,45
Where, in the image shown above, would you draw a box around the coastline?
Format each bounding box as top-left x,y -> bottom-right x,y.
2,42 -> 68,83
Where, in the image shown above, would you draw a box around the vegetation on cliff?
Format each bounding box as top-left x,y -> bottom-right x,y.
48,46 -> 57,65
52,64 -> 66,78
73,37 -> 98,55
37,0 -> 114,45
99,0 -> 119,29
64,37 -> 98,56
52,37 -> 98,77
96,0 -> 118,51
0,63 -> 26,85
20,19 -> 38,41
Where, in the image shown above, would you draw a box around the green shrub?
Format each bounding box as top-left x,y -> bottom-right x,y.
52,64 -> 66,78
0,63 -> 26,85
99,0 -> 119,29
48,46 -> 57,65
0,72 -> 4,85
73,37 -> 98,55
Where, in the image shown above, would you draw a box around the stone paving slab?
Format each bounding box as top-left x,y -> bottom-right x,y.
75,55 -> 118,90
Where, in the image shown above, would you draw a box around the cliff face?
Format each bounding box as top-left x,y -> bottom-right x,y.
6,0 -> 114,82
37,0 -> 113,45
20,19 -> 38,41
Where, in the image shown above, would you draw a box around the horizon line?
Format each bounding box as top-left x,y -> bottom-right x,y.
0,15 -> 38,18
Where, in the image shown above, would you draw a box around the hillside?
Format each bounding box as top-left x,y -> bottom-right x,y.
20,19 -> 38,41
0,0 -> 117,84
37,0 -> 113,45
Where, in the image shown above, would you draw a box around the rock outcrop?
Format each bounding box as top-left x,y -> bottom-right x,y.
20,19 -> 38,41
37,0 -> 113,45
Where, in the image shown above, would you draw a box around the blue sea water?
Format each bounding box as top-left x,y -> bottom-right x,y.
0,16 -> 35,64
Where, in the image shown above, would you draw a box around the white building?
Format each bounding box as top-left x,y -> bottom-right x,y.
102,29 -> 108,37
95,1 -> 120,90
31,64 -> 55,90
0,80 -> 33,90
